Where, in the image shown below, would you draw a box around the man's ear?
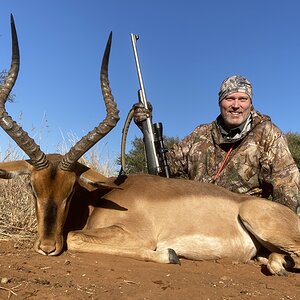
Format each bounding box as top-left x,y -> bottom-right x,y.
78,168 -> 120,192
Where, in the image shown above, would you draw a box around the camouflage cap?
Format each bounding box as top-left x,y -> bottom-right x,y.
218,75 -> 253,102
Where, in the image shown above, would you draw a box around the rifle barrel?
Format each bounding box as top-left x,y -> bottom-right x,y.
130,34 -> 149,110
130,33 -> 161,174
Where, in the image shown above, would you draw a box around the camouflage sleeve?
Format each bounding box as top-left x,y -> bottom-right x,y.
260,123 -> 300,214
166,128 -> 199,178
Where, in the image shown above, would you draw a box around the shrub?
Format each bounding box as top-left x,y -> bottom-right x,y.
286,132 -> 300,169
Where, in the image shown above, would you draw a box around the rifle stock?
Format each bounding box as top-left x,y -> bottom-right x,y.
130,34 -> 170,177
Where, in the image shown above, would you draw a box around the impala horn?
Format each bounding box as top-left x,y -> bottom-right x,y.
0,14 -> 48,170
59,32 -> 119,171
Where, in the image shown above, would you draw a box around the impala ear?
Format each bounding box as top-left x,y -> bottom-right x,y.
78,168 -> 120,192
0,160 -> 33,179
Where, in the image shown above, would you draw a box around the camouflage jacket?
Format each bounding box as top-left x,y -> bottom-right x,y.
167,110 -> 300,213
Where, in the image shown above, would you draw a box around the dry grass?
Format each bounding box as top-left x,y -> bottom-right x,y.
58,130 -> 117,176
0,175 -> 36,241
0,143 -> 36,241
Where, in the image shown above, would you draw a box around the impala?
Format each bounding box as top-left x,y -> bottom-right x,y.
1,16 -> 300,276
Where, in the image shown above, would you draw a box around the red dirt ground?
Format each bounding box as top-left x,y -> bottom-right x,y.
0,240 -> 299,300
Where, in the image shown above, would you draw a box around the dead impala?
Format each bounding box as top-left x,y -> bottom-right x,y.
0,16 -> 300,276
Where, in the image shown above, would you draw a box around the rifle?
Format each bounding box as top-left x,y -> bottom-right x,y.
128,34 -> 170,177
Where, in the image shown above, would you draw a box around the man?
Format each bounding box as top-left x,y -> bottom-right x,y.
134,75 -> 300,215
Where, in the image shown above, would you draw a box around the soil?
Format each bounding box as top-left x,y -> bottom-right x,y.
0,240 -> 299,300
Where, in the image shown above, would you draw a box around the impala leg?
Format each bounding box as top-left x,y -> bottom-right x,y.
238,200 -> 300,275
67,225 -> 180,264
267,253 -> 300,276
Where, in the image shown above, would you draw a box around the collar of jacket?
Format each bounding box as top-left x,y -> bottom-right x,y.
212,109 -> 271,145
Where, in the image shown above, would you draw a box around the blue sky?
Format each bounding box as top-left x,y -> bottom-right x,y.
0,0 -> 300,167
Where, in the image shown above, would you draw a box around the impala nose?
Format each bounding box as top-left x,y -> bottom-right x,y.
38,240 -> 57,256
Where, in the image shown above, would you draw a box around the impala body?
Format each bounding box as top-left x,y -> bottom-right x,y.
67,174 -> 300,275
0,16 -> 300,276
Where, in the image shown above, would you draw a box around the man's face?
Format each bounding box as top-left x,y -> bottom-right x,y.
219,92 -> 252,129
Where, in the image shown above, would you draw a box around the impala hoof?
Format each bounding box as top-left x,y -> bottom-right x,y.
168,248 -> 180,265
277,269 -> 289,277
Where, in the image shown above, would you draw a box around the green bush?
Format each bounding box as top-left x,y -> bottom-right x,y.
285,132 -> 300,169
117,136 -> 180,174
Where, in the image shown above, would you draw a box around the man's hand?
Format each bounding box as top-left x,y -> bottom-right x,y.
133,102 -> 153,127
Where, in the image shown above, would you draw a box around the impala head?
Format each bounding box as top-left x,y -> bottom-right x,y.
0,15 -> 119,255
